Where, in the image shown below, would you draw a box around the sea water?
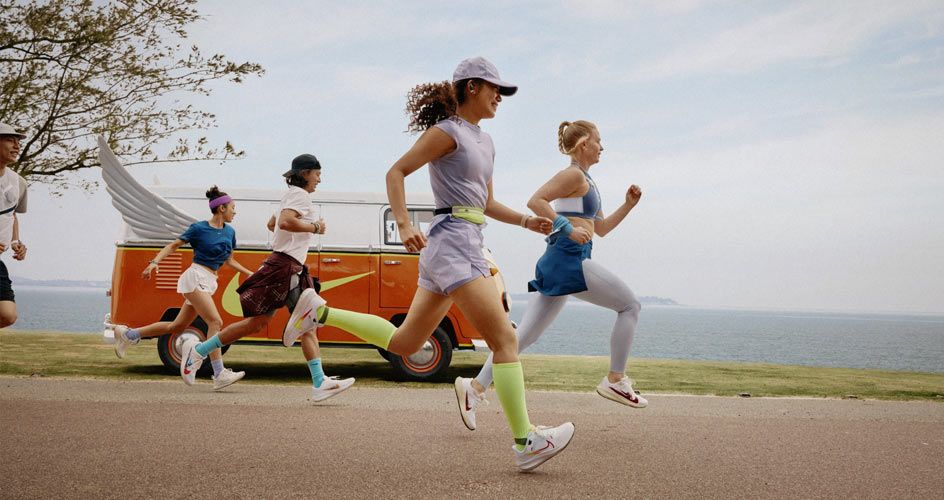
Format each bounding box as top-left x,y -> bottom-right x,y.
7,286 -> 944,373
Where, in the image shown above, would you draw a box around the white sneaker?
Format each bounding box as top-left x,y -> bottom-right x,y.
310,376 -> 355,402
513,422 -> 576,471
454,377 -> 488,431
179,339 -> 205,386
596,376 -> 648,408
113,325 -> 136,359
212,368 -> 245,391
283,288 -> 327,347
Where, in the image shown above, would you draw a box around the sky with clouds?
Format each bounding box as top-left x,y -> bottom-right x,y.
16,0 -> 944,313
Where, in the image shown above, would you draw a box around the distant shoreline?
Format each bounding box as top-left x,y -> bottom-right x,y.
509,293 -> 679,306
12,277 -> 109,288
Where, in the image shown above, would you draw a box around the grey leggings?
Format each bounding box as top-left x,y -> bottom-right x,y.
475,259 -> 642,388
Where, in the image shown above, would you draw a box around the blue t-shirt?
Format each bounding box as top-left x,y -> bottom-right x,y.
179,221 -> 236,271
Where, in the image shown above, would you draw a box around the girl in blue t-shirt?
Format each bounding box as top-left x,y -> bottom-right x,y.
111,186 -> 254,390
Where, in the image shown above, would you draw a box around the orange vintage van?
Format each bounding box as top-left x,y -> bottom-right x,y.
99,139 -> 511,380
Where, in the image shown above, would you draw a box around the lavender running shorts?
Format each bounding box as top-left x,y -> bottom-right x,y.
418,216 -> 491,295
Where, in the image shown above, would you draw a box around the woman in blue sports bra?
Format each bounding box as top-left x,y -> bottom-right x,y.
457,119 -> 648,425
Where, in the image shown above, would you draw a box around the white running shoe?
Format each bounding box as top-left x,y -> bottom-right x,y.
112,325 -> 135,359
310,376 -> 355,402
454,377 -> 488,431
513,422 -> 576,472
212,368 -> 245,391
179,339 -> 205,386
596,376 -> 648,408
282,288 -> 327,347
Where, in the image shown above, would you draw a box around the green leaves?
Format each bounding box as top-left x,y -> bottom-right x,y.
0,0 -> 264,189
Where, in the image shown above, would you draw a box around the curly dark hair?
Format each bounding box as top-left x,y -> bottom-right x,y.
405,78 -> 475,133
205,185 -> 228,214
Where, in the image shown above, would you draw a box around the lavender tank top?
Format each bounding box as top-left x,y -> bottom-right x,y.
429,116 -> 494,210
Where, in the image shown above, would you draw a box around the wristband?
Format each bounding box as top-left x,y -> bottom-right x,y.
519,214 -> 530,228
149,259 -> 158,265
552,215 -> 574,236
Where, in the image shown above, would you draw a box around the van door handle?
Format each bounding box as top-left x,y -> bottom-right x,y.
383,260 -> 402,265
322,258 -> 341,263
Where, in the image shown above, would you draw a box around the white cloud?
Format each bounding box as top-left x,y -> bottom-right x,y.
627,0 -> 944,80
561,0 -> 715,20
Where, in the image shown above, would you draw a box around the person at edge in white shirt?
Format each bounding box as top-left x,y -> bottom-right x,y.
0,122 -> 29,329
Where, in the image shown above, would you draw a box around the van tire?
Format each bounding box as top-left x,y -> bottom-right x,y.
156,317 -> 229,374
388,327 -> 453,380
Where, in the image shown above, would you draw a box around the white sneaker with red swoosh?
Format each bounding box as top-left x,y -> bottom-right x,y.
596,376 -> 648,408
454,377 -> 488,431
282,288 -> 327,347
513,422 -> 575,471
310,376 -> 355,402
179,339 -> 205,386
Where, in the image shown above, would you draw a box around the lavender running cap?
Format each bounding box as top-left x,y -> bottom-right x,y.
452,57 -> 517,96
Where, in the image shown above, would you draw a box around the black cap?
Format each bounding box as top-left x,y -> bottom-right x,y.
282,153 -> 322,177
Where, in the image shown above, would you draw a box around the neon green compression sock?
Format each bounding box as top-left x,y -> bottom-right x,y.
318,306 -> 395,350
492,361 -> 531,449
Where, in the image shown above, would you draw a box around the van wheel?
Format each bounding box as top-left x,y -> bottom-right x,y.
157,320 -> 229,374
388,327 -> 452,380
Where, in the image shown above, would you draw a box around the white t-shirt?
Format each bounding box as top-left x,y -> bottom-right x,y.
0,167 -> 27,252
271,186 -> 315,263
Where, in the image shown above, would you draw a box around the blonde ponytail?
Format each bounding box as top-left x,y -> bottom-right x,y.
557,120 -> 596,156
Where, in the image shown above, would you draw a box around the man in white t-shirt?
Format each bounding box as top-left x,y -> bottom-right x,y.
179,153 -> 354,401
0,123 -> 28,328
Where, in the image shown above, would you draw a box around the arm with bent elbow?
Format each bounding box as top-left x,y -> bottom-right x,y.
277,209 -> 324,234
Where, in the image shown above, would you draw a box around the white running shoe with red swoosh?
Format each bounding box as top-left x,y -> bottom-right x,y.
454,377 -> 488,431
179,339 -> 205,386
514,422 -> 576,471
282,288 -> 326,347
596,376 -> 648,408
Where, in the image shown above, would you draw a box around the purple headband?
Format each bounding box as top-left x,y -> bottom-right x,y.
209,195 -> 232,210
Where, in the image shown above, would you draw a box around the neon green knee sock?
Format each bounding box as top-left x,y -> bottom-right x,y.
318,306 -> 395,350
492,361 -> 531,446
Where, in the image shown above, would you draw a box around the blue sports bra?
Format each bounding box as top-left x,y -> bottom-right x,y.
553,167 -> 603,221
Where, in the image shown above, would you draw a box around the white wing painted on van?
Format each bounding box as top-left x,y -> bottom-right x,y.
98,136 -> 197,240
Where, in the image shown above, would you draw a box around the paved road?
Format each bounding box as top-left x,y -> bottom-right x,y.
2,376 -> 942,499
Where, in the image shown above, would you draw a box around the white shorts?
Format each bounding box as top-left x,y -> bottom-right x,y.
177,264 -> 219,304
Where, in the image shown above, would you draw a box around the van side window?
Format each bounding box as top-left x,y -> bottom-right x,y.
384,209 -> 434,246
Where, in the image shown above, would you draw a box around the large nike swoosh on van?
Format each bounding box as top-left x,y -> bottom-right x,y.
221,271 -> 375,317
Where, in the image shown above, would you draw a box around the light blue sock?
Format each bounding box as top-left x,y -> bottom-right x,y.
308,358 -> 325,388
195,335 -> 223,358
210,358 -> 224,377
126,328 -> 141,342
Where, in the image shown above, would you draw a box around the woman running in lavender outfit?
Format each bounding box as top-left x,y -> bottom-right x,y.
280,57 -> 577,472
455,120 -> 646,431
111,186 -> 253,390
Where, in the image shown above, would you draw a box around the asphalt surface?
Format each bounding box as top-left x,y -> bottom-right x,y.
1,376 -> 942,499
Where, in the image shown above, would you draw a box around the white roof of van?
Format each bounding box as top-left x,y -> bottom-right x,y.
153,186 -> 435,206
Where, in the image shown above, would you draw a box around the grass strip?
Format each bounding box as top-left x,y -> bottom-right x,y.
2,331 -> 942,401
